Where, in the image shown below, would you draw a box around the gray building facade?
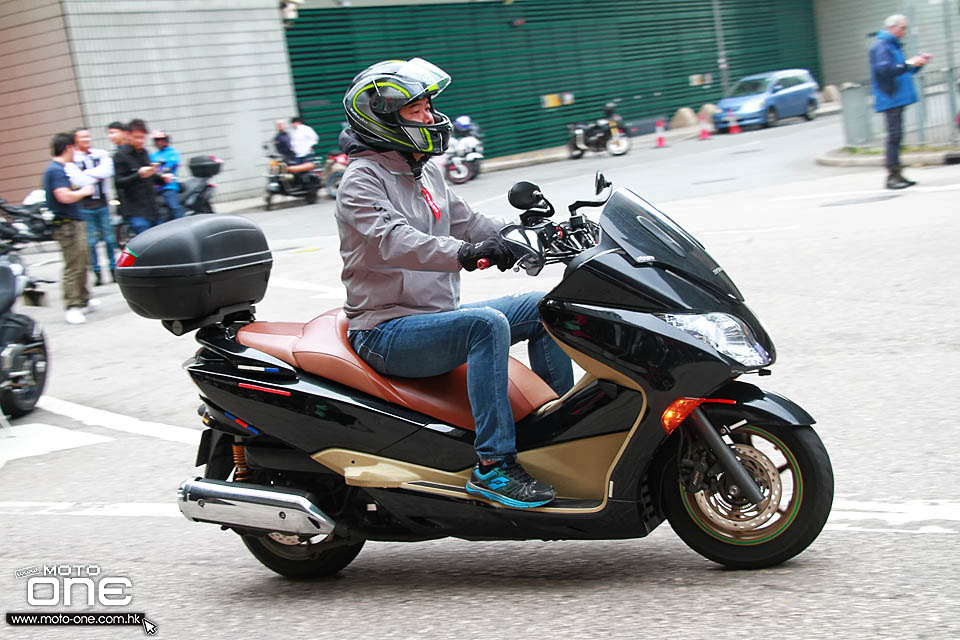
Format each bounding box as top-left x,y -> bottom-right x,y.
0,0 -> 297,203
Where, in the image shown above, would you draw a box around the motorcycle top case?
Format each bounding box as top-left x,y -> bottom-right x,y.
189,155 -> 222,178
115,215 -> 271,322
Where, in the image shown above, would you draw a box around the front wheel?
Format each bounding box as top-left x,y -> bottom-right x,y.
0,334 -> 48,418
241,533 -> 364,579
762,106 -> 778,128
804,101 -> 817,121
605,134 -> 631,156
662,423 -> 833,569
567,139 -> 584,159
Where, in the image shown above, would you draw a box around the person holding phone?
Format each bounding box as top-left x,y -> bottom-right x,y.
113,119 -> 163,236
150,130 -> 183,221
870,14 -> 931,189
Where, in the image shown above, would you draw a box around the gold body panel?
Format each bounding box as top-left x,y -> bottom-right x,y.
312,340 -> 649,514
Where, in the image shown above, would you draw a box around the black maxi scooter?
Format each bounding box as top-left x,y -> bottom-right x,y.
114,171 -> 833,576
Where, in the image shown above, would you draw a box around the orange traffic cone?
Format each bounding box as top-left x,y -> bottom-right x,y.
654,119 -> 666,148
698,113 -> 712,140
726,109 -> 741,135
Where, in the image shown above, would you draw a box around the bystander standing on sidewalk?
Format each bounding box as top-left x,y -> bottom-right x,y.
869,14 -> 931,190
68,128 -> 118,286
106,121 -> 128,148
150,130 -> 183,220
114,119 -> 162,236
43,133 -> 97,325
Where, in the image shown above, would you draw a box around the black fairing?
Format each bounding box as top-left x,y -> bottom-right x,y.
547,188 -> 775,371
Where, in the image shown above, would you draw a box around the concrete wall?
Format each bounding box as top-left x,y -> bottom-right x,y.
0,0 -> 85,202
814,0 -> 959,84
62,0 -> 298,201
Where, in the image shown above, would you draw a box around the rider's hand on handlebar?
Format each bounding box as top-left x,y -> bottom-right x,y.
458,238 -> 517,272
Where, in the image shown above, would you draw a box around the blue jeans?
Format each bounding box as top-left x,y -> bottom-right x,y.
349,292 -> 574,461
82,206 -> 117,273
127,216 -> 159,237
884,106 -> 904,167
161,189 -> 183,220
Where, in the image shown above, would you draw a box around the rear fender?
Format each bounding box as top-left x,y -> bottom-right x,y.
704,380 -> 815,427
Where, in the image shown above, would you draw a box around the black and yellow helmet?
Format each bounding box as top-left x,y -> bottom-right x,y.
343,58 -> 452,155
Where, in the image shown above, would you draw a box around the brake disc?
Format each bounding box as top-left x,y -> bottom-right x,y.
693,444 -> 782,533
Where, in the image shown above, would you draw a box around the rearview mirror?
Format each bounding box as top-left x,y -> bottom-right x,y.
508,181 -> 542,210
595,171 -> 611,195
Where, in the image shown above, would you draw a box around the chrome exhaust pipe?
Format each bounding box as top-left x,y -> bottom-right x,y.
178,478 -> 336,537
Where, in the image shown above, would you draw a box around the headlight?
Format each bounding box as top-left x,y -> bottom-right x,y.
741,98 -> 765,112
656,312 -> 771,367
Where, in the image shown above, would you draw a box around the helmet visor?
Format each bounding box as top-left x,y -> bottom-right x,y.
369,58 -> 450,113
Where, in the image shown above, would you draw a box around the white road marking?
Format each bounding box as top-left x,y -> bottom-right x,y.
0,501 -> 179,518
0,424 -> 113,470
37,397 -> 201,445
830,498 -> 960,524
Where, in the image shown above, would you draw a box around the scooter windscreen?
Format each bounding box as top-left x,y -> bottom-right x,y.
600,189 -> 744,302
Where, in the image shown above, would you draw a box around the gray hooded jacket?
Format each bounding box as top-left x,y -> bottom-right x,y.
335,130 -> 506,330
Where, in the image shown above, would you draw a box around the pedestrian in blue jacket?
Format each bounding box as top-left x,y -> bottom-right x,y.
869,14 -> 930,189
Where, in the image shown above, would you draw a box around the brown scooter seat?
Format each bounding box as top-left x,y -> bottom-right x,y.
236,309 -> 558,431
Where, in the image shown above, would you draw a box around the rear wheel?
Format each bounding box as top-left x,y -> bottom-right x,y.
304,185 -> 319,205
0,335 -> 47,418
804,101 -> 817,121
241,533 -> 364,579
663,423 -> 833,569
445,160 -> 474,184
568,140 -> 584,159
264,194 -> 273,211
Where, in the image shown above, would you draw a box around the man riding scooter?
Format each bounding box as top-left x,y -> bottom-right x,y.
265,120 -> 321,207
337,58 -> 574,508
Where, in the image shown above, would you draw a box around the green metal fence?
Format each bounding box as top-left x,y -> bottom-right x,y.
285,0 -> 820,158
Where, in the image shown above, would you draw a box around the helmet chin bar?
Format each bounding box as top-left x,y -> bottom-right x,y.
397,109 -> 452,155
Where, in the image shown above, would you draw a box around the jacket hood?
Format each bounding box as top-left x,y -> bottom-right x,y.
876,30 -> 902,46
339,128 -> 429,178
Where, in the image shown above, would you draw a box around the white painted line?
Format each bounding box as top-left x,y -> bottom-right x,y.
0,424 -> 113,470
0,501 -> 179,518
37,397 -> 201,445
830,498 -> 960,524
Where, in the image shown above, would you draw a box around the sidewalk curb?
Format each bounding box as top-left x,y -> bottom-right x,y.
817,147 -> 960,167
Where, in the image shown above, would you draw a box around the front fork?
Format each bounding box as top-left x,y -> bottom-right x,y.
683,407 -> 765,504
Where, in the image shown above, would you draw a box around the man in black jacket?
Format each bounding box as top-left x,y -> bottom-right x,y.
113,119 -> 162,236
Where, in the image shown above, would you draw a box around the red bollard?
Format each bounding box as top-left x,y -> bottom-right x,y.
654,119 -> 666,148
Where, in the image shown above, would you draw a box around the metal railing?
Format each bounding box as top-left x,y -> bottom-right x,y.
841,66 -> 959,148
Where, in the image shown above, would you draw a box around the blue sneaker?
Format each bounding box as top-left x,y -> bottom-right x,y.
465,458 -> 556,508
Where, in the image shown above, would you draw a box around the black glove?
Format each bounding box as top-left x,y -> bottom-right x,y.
458,237 -> 517,272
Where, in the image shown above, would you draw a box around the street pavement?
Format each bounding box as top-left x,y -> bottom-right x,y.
1,115 -> 959,639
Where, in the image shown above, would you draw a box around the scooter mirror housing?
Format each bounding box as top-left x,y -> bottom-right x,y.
508,181 -> 543,210
595,171 -> 611,195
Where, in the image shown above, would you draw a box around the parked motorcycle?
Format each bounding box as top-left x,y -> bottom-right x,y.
320,151 -> 348,200
0,224 -> 48,418
568,102 -> 631,158
114,171 -> 832,577
263,146 -> 320,210
156,155 -> 222,220
0,194 -> 54,242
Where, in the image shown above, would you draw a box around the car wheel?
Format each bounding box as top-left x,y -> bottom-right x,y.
804,101 -> 817,121
762,106 -> 778,128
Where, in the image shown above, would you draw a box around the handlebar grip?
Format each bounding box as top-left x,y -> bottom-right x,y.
477,258 -> 491,270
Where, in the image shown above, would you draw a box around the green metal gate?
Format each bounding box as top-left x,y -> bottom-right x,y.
286,0 -> 820,158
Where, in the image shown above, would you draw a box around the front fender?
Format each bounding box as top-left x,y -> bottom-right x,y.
705,380 -> 815,426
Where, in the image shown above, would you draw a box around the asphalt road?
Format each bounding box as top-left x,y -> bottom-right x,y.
2,114 -> 959,639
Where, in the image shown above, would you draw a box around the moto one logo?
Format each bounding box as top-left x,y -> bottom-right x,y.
25,565 -> 132,606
